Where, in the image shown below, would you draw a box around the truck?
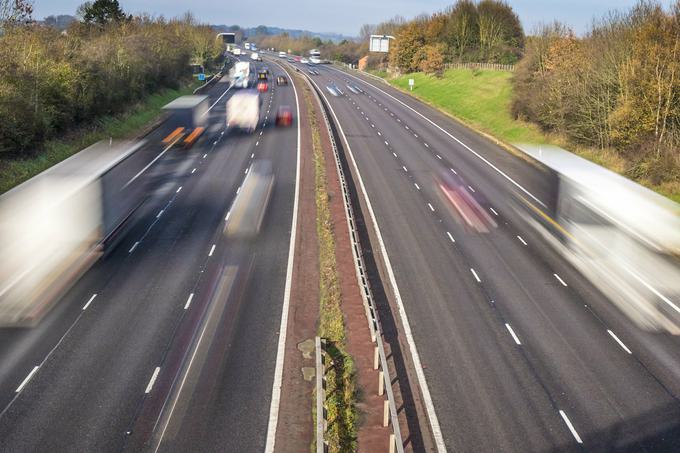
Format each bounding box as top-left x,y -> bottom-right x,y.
0,140 -> 150,326
230,61 -> 251,88
226,90 -> 260,133
224,160 -> 274,238
162,95 -> 209,147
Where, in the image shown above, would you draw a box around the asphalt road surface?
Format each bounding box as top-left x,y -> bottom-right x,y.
297,61 -> 680,452
0,58 -> 299,453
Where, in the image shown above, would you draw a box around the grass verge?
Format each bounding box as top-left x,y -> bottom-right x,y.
302,77 -> 358,452
383,68 -> 680,203
0,81 -> 200,195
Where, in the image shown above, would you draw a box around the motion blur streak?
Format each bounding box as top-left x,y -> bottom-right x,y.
516,144 -> 680,334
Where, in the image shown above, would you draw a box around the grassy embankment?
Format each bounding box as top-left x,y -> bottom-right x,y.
302,80 -> 358,452
387,69 -> 680,203
0,81 -> 201,195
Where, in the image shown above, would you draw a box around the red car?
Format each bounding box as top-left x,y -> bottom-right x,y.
275,106 -> 293,127
257,81 -> 268,92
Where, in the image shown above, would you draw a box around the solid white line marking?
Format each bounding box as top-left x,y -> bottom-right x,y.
471,268 -> 481,283
265,60 -> 301,453
607,330 -> 632,354
414,183 -> 420,190
489,207 -> 499,216
517,235 -> 528,246
204,82 -> 233,115
16,366 -> 39,393
559,410 -> 583,444
447,232 -> 456,243
184,293 -> 194,310
225,210 -> 231,221
554,274 -> 568,287
145,367 -> 161,394
402,166 -> 408,172
156,209 -> 164,219
245,168 -> 249,174
506,324 -> 522,345
428,203 -> 435,212
176,186 -> 182,193
129,241 -> 139,253
208,244 -> 216,257
82,294 -> 97,310
236,186 -> 241,194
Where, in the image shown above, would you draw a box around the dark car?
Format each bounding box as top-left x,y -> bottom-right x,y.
257,71 -> 267,80
276,75 -> 288,86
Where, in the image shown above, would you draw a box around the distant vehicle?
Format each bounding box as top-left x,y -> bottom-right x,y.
233,48 -> 242,56
257,81 -> 268,93
162,95 -> 210,147
230,61 -> 251,88
226,90 -> 260,133
346,84 -> 362,94
287,57 -> 295,63
308,68 -> 319,76
244,42 -> 251,50
0,140 -> 149,326
278,51 -> 286,58
257,71 -> 268,80
294,56 -> 301,62
251,43 -> 258,51
300,58 -> 309,64
309,48 -> 321,58
275,105 -> 293,127
326,84 -> 343,96
224,160 -> 274,238
276,75 -> 288,86
250,52 -> 261,61
310,56 -> 321,64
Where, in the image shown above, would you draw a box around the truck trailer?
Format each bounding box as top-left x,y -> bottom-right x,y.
226,90 -> 260,133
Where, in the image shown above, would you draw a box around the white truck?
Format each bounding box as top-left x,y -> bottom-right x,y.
230,61 -> 251,88
226,90 -> 260,133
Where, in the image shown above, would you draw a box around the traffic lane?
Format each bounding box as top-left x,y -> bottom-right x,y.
312,81 -> 574,451
0,110 -> 261,451
324,65 -> 555,207
329,67 -> 680,399
153,65 -> 298,452
0,76 -> 241,409
326,75 -> 680,448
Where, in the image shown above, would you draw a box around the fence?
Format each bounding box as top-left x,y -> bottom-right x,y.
444,61 -> 515,71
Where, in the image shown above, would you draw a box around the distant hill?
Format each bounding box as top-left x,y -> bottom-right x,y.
212,24 -> 353,43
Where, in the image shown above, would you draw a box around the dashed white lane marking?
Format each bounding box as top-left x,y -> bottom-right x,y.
377,132 -> 382,136
251,153 -> 255,158
517,236 -> 528,246
129,241 -> 139,254
424,143 -> 429,148
447,232 -> 456,243
467,185 -> 475,193
82,294 -> 97,310
402,166 -> 408,172
176,186 -> 182,194
405,125 -> 410,130
392,152 -> 397,158
16,366 -> 39,393
256,141 -> 259,146
505,324 -> 522,345
489,207 -> 499,216
414,183 -> 420,190
245,168 -> 249,174
559,410 -> 583,444
236,186 -> 241,194
554,274 -> 568,287
202,153 -> 207,159
208,244 -> 216,257
607,330 -> 632,354
184,293 -> 194,310
414,134 -> 419,138
191,168 -> 196,174
428,203 -> 435,212
397,118 -> 401,122
471,268 -> 481,283
145,367 -> 161,394
371,124 -> 375,128
450,168 -> 457,174
436,154 -> 442,160
260,131 -> 263,136
384,141 -> 389,146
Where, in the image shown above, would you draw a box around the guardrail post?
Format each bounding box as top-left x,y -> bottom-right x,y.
316,336 -> 325,453
378,371 -> 384,396
373,346 -> 379,370
389,433 -> 396,453
383,400 -> 390,427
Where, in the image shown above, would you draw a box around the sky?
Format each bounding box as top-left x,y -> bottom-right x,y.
34,0 -> 677,37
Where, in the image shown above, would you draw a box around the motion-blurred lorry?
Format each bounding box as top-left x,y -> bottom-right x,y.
226,90 -> 260,133
230,61 -> 251,88
515,145 -> 680,334
224,160 -> 274,238
0,141 -> 149,326
162,95 -> 209,147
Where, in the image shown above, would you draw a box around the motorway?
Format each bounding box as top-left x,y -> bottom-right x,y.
0,58 -> 299,452
297,61 -> 680,452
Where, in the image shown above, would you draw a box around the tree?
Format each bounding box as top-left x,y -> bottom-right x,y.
444,0 -> 479,61
0,0 -> 33,28
419,43 -> 445,75
477,0 -> 524,63
389,22 -> 425,73
81,0 -> 128,25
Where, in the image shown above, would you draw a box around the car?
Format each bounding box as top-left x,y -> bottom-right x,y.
276,75 -> 288,86
310,56 -> 321,64
300,58 -> 309,64
257,71 -> 267,80
275,105 -> 293,127
251,52 -> 262,61
257,81 -> 268,92
278,51 -> 286,58
326,84 -> 343,97
346,84 -> 362,94
287,57 -> 295,62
